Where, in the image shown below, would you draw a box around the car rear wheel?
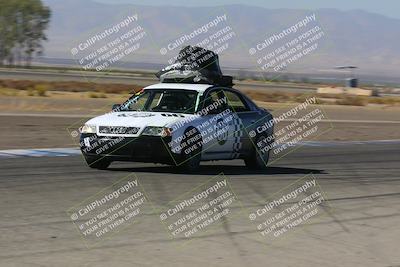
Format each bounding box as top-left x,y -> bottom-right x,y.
244,135 -> 270,170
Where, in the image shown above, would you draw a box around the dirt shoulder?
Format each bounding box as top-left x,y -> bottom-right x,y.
0,94 -> 399,149
1,92 -> 400,119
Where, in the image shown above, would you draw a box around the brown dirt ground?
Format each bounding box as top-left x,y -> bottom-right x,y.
0,94 -> 399,149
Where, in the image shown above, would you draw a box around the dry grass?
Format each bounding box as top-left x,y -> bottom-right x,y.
0,87 -> 20,96
368,96 -> 400,105
240,90 -> 325,104
27,88 -> 35,96
241,90 -> 297,103
335,97 -> 367,106
1,79 -> 400,107
34,84 -> 49,97
0,79 -> 141,94
334,96 -> 400,106
240,89 -> 400,106
88,92 -> 107,98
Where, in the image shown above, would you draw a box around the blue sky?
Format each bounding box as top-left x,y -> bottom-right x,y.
95,0 -> 400,19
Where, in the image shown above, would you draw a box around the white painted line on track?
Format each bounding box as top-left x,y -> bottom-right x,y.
0,148 -> 80,159
1,140 -> 399,159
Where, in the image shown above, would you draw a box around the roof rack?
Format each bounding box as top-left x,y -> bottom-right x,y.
155,45 -> 234,87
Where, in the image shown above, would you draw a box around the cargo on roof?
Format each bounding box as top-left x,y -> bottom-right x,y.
155,45 -> 234,87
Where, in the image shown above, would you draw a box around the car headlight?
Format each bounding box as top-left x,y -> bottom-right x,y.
142,126 -> 171,137
81,124 -> 96,134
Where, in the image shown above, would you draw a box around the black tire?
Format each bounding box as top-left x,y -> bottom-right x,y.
244,135 -> 270,170
85,156 -> 111,170
179,128 -> 202,172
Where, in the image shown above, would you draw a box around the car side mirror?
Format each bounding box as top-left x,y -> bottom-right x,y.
112,104 -> 121,111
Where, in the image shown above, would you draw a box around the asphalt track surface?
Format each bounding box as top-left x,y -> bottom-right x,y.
1,141 -> 399,267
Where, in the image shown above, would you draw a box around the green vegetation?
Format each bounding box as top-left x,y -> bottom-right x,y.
88,92 -> 107,98
33,84 -> 48,96
0,87 -> 19,96
0,0 -> 51,66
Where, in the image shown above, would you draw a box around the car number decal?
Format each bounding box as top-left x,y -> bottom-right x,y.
216,118 -> 228,145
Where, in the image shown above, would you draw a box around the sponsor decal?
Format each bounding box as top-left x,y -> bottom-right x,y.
117,113 -> 156,118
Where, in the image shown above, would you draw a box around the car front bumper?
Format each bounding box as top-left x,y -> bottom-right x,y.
80,134 -> 178,164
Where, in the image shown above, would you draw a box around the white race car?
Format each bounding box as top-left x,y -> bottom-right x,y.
80,82 -> 274,171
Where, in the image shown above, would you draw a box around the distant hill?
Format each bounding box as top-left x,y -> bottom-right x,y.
41,0 -> 400,76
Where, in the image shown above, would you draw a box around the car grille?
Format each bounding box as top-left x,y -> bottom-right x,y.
98,126 -> 140,135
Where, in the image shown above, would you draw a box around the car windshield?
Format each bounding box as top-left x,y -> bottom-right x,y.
120,89 -> 199,114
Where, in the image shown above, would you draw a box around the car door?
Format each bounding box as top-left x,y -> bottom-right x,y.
199,88 -> 237,160
222,89 -> 259,157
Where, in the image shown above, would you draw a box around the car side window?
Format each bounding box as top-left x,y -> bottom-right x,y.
202,89 -> 228,114
223,90 -> 250,112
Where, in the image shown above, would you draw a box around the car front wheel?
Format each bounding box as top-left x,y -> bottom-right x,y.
179,128 -> 202,172
84,156 -> 111,170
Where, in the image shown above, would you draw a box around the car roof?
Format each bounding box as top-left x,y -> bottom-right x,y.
143,83 -> 214,93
